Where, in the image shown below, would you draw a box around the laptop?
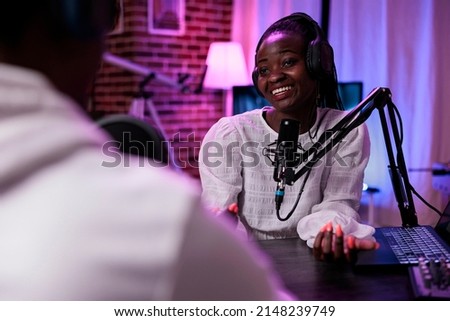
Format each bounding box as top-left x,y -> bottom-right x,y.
354,201 -> 450,270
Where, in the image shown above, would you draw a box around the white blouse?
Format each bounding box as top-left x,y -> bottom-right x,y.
199,106 -> 375,247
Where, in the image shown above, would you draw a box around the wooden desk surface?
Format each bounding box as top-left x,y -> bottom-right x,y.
256,238 -> 413,300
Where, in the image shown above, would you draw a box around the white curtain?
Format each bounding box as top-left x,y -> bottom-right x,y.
232,0 -> 450,227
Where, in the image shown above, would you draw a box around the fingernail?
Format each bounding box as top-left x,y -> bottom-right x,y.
326,222 -> 333,232
335,224 -> 343,237
227,203 -> 238,214
347,235 -> 355,249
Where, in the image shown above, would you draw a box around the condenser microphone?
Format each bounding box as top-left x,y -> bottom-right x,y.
273,119 -> 300,182
273,119 -> 300,210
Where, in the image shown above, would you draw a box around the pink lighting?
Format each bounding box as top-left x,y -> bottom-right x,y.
203,41 -> 250,90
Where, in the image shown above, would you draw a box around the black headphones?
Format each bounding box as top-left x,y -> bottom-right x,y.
49,0 -> 119,39
252,12 -> 334,95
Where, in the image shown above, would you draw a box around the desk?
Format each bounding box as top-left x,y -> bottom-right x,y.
256,238 -> 413,300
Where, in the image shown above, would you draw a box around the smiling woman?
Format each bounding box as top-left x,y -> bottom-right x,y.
251,12 -> 342,132
199,12 -> 378,263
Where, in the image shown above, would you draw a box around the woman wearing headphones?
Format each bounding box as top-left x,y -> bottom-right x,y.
199,13 -> 379,262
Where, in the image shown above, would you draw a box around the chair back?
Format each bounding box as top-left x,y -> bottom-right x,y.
97,114 -> 170,166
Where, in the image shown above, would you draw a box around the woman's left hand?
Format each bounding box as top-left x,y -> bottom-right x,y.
313,222 -> 379,263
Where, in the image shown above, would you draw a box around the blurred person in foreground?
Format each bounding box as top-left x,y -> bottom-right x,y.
0,0 -> 292,300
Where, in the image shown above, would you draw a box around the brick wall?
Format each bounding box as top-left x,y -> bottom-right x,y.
90,0 -> 233,178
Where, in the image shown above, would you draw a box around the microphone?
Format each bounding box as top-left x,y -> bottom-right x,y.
273,119 -> 300,210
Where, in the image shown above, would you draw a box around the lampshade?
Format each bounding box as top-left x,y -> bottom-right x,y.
203,41 -> 250,90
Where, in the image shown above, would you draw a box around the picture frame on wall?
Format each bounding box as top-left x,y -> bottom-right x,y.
109,0 -> 124,35
148,0 -> 185,36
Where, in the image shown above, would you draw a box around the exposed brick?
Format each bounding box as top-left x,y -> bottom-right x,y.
92,0 -> 232,178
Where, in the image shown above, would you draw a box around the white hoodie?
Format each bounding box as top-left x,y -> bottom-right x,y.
0,63 -> 289,300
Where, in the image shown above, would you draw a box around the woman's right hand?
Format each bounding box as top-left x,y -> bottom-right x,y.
211,203 -> 239,226
313,222 -> 379,263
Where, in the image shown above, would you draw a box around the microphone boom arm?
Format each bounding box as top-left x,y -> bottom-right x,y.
292,87 -> 418,227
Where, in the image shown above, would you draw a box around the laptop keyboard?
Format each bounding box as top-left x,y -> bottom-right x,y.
380,226 -> 450,264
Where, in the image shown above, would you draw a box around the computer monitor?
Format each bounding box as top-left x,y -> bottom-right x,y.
232,85 -> 268,115
337,81 -> 363,111
232,81 -> 363,115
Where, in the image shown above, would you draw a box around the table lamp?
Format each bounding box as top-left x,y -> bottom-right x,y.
203,41 -> 250,115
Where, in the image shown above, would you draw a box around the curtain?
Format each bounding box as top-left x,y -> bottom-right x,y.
232,0 -> 450,227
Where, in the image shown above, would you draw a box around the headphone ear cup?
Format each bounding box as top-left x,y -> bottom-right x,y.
252,68 -> 264,97
283,12 -> 334,80
318,41 -> 335,78
306,40 -> 334,80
